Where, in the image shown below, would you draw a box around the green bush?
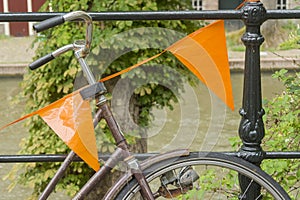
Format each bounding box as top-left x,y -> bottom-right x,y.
229,69 -> 299,199
262,69 -> 300,199
279,21 -> 300,50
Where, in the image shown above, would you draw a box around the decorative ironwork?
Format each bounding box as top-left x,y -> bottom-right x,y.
238,0 -> 267,165
237,1 -> 268,199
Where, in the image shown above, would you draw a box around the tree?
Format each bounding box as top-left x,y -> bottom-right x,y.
12,0 -> 202,198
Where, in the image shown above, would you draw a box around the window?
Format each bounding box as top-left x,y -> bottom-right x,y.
192,0 -> 202,10
219,0 -> 244,10
277,0 -> 287,9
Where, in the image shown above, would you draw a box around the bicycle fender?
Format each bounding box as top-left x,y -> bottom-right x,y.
103,149 -> 190,200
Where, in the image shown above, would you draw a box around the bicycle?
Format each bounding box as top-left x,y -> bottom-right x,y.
27,11 -> 290,200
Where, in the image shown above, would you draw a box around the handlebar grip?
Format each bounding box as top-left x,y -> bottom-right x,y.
29,54 -> 55,70
33,15 -> 65,32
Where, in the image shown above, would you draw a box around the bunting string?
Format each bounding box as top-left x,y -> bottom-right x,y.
1,20 -> 233,171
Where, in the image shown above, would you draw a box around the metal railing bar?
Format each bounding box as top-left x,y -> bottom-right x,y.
266,10 -> 300,19
0,152 -> 298,163
89,10 -> 243,21
0,153 -> 157,163
1,10 -> 300,23
265,151 -> 300,159
0,11 -> 241,22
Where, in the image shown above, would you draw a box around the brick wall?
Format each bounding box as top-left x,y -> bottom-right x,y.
0,0 -> 46,36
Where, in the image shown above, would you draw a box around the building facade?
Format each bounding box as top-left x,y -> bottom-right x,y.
192,0 -> 300,31
192,0 -> 300,10
0,0 -> 45,36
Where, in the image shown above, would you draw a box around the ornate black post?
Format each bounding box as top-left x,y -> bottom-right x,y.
238,1 -> 267,199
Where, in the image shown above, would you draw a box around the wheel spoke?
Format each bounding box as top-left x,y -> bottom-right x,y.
239,179 -> 254,199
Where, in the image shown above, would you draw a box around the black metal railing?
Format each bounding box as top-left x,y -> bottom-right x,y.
1,151 -> 300,163
1,9 -> 300,21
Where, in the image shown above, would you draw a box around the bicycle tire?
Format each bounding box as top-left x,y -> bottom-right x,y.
110,152 -> 290,199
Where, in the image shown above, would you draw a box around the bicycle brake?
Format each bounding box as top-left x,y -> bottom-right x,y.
178,166 -> 199,187
155,166 -> 199,198
160,170 -> 178,186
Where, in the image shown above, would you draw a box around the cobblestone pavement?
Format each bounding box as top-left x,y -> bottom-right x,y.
0,36 -> 299,75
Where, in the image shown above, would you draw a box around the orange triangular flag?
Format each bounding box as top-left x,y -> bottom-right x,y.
0,90 -> 99,171
167,20 -> 234,110
99,20 -> 233,109
37,91 -> 99,171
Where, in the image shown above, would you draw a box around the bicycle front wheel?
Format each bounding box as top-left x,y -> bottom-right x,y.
113,152 -> 290,199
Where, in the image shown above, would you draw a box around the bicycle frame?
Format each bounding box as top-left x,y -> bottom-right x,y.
40,99 -> 155,200
35,11 -> 155,200
73,102 -> 155,199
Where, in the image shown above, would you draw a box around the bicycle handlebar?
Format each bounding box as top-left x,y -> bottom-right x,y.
33,15 -> 65,32
30,11 -> 93,70
33,11 -> 91,32
29,53 -> 55,70
29,44 -> 74,70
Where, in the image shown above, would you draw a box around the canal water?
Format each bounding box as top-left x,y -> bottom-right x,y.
0,77 -> 68,200
0,72 -> 284,199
